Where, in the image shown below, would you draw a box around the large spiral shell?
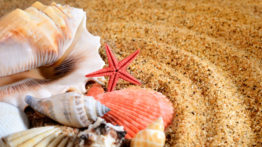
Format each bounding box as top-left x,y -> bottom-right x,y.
0,1 -> 104,109
25,92 -> 110,128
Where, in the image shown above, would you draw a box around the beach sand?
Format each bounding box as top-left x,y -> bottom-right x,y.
0,0 -> 261,146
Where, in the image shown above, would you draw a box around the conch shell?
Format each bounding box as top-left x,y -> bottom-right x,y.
0,102 -> 29,138
0,1 -> 105,109
0,118 -> 126,147
131,117 -> 166,147
25,92 -> 110,128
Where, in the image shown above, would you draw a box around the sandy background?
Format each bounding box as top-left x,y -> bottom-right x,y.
0,0 -> 262,146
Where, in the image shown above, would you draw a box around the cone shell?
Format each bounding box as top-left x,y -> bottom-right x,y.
93,87 -> 174,139
0,102 -> 29,138
0,119 -> 126,147
131,117 -> 165,147
25,92 -> 110,128
0,1 -> 104,109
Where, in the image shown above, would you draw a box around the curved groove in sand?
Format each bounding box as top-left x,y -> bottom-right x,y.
88,22 -> 262,71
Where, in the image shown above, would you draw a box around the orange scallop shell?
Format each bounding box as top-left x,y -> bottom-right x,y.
89,86 -> 174,139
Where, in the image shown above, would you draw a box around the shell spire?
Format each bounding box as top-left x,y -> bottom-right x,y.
83,96 -> 110,121
25,92 -> 110,128
96,100 -> 109,117
131,117 -> 166,147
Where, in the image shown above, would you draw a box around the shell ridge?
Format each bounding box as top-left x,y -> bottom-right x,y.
20,128 -> 58,146
104,104 -> 153,126
103,102 -> 159,122
7,127 -> 54,141
25,7 -> 61,58
72,94 -> 90,127
35,130 -> 61,146
23,9 -> 60,67
48,134 -> 65,146
107,101 -> 160,117
7,127 -> 56,146
106,111 -> 146,130
39,6 -> 67,36
57,136 -> 69,147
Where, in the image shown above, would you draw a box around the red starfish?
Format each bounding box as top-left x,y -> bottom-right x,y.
85,44 -> 141,92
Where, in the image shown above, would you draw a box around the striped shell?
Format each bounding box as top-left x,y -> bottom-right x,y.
0,118 -> 126,147
91,86 -> 174,139
25,92 -> 110,128
0,102 -> 29,138
131,117 -> 165,147
0,126 -> 77,147
0,1 -> 104,109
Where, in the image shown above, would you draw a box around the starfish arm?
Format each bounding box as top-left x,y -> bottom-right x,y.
85,67 -> 114,77
119,70 -> 141,85
105,44 -> 118,69
118,49 -> 140,69
107,73 -> 119,92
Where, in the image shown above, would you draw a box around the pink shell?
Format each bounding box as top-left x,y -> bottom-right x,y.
92,87 -> 174,139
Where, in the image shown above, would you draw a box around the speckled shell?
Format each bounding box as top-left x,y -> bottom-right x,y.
0,1 -> 105,109
25,92 -> 110,128
0,102 -> 29,138
131,117 -> 165,147
78,118 -> 126,147
93,87 -> 174,139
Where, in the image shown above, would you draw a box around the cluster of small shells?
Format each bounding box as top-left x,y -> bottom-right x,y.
0,1 -> 169,147
0,118 -> 126,147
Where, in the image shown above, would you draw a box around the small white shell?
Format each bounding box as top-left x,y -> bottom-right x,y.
0,1 -> 105,109
25,92 -> 110,128
131,117 -> 166,147
0,102 -> 29,138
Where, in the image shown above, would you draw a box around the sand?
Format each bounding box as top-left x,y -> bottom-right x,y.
0,0 -> 262,146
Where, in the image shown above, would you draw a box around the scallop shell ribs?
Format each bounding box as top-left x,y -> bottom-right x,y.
93,87 -> 174,139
